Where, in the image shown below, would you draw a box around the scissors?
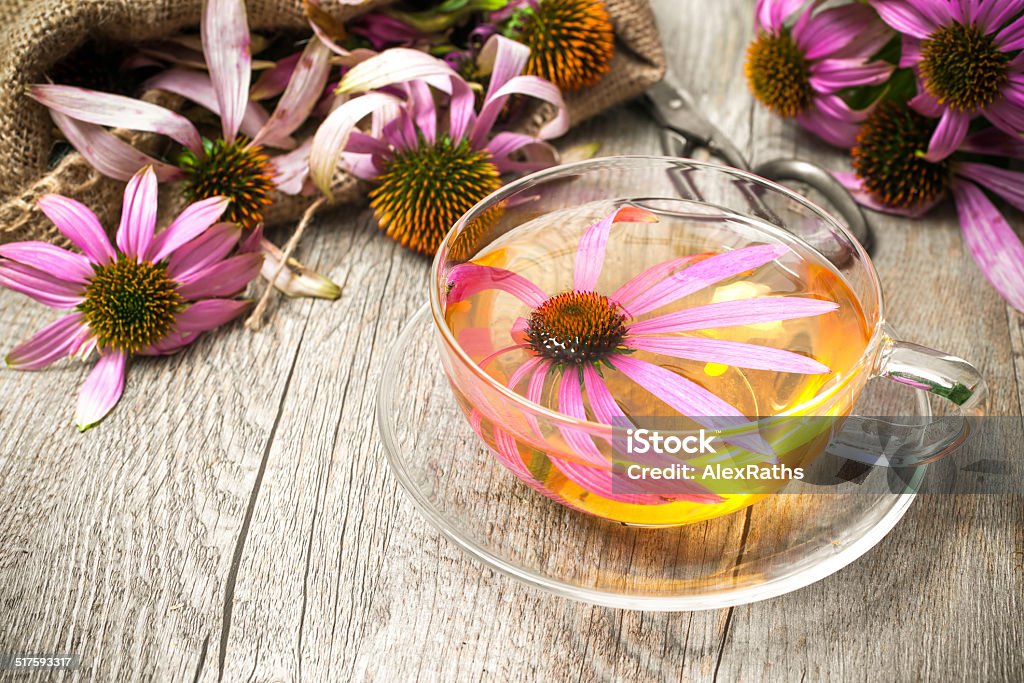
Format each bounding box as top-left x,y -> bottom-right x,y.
643,75 -> 874,253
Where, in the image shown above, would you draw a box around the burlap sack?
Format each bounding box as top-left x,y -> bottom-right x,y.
0,0 -> 665,246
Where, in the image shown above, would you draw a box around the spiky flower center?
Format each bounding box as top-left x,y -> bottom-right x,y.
920,22 -> 1009,112
851,100 -> 951,210
508,0 -> 615,92
179,138 -> 274,230
527,291 -> 628,365
745,29 -> 812,117
370,136 -> 502,255
78,257 -> 182,354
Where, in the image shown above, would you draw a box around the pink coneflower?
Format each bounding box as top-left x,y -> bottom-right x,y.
0,166 -> 260,431
837,100 -> 1024,312
445,206 -> 838,500
308,34 -> 567,254
871,0 -> 1024,161
27,0 -> 337,298
745,0 -> 894,147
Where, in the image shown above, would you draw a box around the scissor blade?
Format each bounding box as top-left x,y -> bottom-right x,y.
644,78 -> 749,170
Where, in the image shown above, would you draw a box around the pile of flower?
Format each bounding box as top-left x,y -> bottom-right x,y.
1,0 -> 617,429
746,0 -> 1024,312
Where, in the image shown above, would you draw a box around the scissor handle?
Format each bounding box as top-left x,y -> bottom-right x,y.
753,158 -> 873,254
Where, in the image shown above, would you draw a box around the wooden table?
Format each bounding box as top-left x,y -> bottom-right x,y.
1,1 -> 1021,680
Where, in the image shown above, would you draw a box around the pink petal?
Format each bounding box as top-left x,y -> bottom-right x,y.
833,170 -> 940,217
952,179 -> 1024,311
253,38 -> 332,146
995,15 -> 1024,50
924,108 -> 970,162
625,244 -> 787,317
472,75 -> 569,148
115,166 -> 159,260
49,110 -> 183,182
5,313 -> 88,370
984,96 -> 1024,137
202,0 -> 252,143
869,0 -> 936,38
628,297 -> 840,335
611,255 -> 699,306
448,76 -> 477,142
511,316 -> 529,344
339,151 -> 380,181
492,424 -> 535,482
139,331 -> 199,356
36,194 -> 115,265
269,138 -> 313,195
611,355 -> 770,454
574,206 -> 659,292
625,336 -> 831,374
506,355 -> 543,391
557,368 -> 608,467
75,350 -> 127,431
955,162 -> 1024,213
336,48 -> 454,94
176,253 -> 263,299
810,58 -> 893,92
148,196 -> 230,263
249,52 -> 300,100
581,363 -> 629,427
0,241 -> 93,284
477,35 -> 529,103
145,69 -> 278,144
756,0 -> 804,30
796,101 -> 861,148
799,4 -> 894,60
900,36 -> 923,68
174,299 -> 252,334
309,92 -> 401,196
445,263 -> 547,307
407,79 -> 437,145
961,127 -> 1024,158
166,222 -> 242,281
0,260 -> 85,308
979,0 -> 1024,34
486,133 -> 558,173
909,89 -> 944,117
526,358 -> 550,405
28,84 -> 202,153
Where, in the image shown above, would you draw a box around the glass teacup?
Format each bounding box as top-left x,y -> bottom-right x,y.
430,157 -> 986,527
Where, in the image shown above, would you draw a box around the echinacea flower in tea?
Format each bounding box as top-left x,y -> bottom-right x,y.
870,0 -> 1024,160
837,100 -> 1024,312
446,205 -> 838,498
28,0 -> 338,299
0,166 -> 259,430
309,35 -> 567,255
745,0 -> 894,147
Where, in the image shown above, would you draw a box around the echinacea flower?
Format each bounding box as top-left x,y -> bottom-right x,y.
837,100 -> 1024,312
309,35 -> 568,254
0,166 -> 260,431
502,0 -> 615,92
745,0 -> 894,147
446,206 -> 838,499
28,0 -> 338,299
871,0 -> 1024,160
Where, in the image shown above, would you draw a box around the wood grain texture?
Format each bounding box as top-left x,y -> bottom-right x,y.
0,0 -> 1021,681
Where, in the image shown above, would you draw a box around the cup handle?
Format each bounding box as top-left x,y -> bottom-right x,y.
827,331 -> 987,468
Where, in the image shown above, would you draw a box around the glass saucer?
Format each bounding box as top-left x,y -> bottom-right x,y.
377,305 -> 929,610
